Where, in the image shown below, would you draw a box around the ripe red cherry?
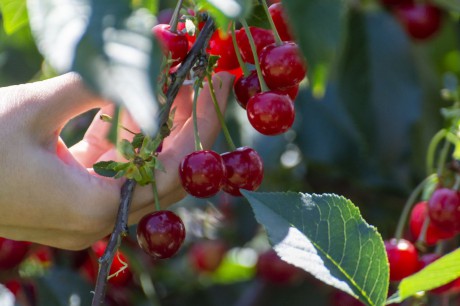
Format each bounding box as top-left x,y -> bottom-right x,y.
179,150 -> 226,198
379,0 -> 413,9
207,30 -> 240,72
384,238 -> 419,281
246,91 -> 295,135
91,240 -> 132,286
260,42 -> 307,90
235,26 -> 275,65
152,24 -> 189,65
0,238 -> 30,270
268,3 -> 294,41
393,3 -> 442,40
428,188 -> 460,233
221,147 -> 264,196
409,201 -> 454,245
136,210 -> 186,260
188,240 -> 227,273
234,70 -> 299,109
256,249 -> 304,285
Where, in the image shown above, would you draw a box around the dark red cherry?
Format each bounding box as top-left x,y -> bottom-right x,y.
221,147 -> 264,196
208,30 -> 240,72
247,91 -> 295,135
256,249 -> 304,285
152,24 -> 189,65
384,238 -> 419,281
235,26 -> 275,65
393,3 -> 442,40
428,188 -> 460,233
268,3 -> 294,41
0,238 -> 30,270
260,42 -> 307,90
188,240 -> 227,273
179,150 -> 226,198
136,210 -> 186,259
234,70 -> 299,109
379,0 -> 413,9
409,201 -> 454,245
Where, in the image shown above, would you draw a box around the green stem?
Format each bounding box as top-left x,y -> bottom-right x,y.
240,19 -> 269,92
152,175 -> 161,212
426,129 -> 447,176
192,81 -> 203,151
394,174 -> 436,241
169,0 -> 184,32
437,139 -> 451,178
453,175 -> 460,190
261,0 -> 282,45
416,217 -> 430,245
231,22 -> 249,77
207,73 -> 236,151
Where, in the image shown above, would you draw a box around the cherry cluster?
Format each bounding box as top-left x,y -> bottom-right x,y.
133,1 -> 306,263
380,0 -> 443,40
384,186 -> 460,294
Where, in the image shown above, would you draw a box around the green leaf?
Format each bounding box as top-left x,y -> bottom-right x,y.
433,0 -> 460,12
241,190 -> 389,306
387,248 -> 460,304
27,0 -> 161,135
196,0 -> 247,30
245,3 -> 269,29
34,268 -> 93,306
93,161 -> 118,177
0,0 -> 28,34
282,0 -> 345,97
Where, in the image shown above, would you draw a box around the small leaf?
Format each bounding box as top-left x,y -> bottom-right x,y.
245,3 -> 269,29
0,0 -> 28,34
132,133 -> 145,149
119,139 -> 136,160
93,161 -> 118,177
388,248 -> 460,304
196,0 -> 246,31
241,190 -> 389,306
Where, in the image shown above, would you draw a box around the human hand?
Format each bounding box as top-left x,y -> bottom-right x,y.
0,72 -> 234,250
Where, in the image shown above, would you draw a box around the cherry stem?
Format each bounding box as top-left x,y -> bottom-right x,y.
426,129 -> 446,176
416,217 -> 430,245
453,175 -> 460,190
207,73 -> 236,151
437,139 -> 451,178
394,174 -> 435,242
91,16 -> 216,306
240,19 -> 269,92
260,0 -> 282,45
192,81 -> 204,151
231,22 -> 249,77
169,0 -> 184,32
91,179 -> 136,306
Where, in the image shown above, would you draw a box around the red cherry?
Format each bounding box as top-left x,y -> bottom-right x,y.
247,91 -> 295,136
91,240 -> 132,286
235,27 -> 275,65
0,238 -> 30,270
234,71 -> 299,109
179,150 -> 226,198
329,290 -> 365,306
384,238 -> 419,281
393,3 -> 442,40
428,188 -> 460,233
221,147 -> 264,196
136,210 -> 186,260
379,0 -> 413,9
207,30 -> 240,72
419,253 -> 460,295
409,201 -> 454,245
268,3 -> 294,41
260,42 -> 307,90
188,240 -> 227,273
152,24 -> 189,65
256,249 -> 304,285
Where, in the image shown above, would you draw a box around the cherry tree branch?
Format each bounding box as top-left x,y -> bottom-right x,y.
91,16 -> 216,306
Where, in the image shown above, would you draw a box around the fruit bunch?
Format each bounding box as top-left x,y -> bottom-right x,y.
379,0 -> 443,40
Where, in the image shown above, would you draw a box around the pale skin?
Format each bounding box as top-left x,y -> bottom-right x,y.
0,71 -> 234,250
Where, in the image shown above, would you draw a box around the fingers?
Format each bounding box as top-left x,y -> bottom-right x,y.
131,72 -> 234,211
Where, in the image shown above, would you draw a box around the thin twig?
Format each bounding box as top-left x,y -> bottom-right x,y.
90,16 -> 216,306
